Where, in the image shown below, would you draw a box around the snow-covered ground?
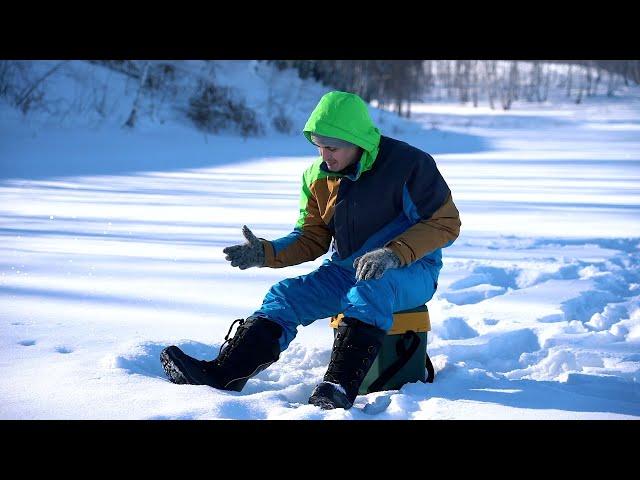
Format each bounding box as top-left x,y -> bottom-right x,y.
1,62 -> 639,419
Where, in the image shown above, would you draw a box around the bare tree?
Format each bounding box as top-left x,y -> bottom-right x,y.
630,60 -> 640,84
124,61 -> 151,128
471,60 -> 479,107
511,61 -> 520,101
423,60 -> 434,97
585,60 -> 594,97
454,61 -> 465,103
524,61 -> 537,102
485,61 -> 497,109
499,61 -> 519,110
575,75 -> 584,104
566,64 -> 573,97
445,61 -> 454,99
593,64 -> 603,96
607,66 -> 617,97
461,60 -> 473,104
537,63 -> 550,102
433,61 -> 443,100
15,61 -> 68,113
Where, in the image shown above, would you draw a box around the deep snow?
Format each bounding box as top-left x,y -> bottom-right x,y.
1,61 -> 639,419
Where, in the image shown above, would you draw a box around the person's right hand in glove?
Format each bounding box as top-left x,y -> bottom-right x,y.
223,225 -> 265,270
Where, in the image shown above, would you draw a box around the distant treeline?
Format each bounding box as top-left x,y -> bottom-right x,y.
1,60 -> 638,135
268,60 -> 640,116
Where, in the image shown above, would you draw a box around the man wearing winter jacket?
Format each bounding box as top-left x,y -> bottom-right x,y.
160,91 -> 461,410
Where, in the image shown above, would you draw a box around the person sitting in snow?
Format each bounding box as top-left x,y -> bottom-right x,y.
160,91 -> 461,410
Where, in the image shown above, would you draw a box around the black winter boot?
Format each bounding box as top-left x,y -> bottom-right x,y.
160,316 -> 282,392
308,316 -> 386,410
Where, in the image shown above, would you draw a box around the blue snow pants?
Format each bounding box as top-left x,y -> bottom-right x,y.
252,257 -> 440,351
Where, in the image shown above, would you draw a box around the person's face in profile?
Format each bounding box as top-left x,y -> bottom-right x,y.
315,143 -> 361,172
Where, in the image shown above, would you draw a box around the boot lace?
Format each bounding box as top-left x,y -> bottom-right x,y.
326,330 -> 378,391
215,318 -> 245,365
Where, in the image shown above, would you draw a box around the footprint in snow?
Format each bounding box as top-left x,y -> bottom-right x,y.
362,395 -> 393,415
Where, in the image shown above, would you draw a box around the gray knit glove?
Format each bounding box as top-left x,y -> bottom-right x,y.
353,247 -> 401,281
223,225 -> 265,270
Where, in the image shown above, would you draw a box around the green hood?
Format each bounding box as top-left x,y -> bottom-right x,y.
303,91 -> 381,178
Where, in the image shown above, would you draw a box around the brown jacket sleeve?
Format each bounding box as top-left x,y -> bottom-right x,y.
385,193 -> 461,266
261,188 -> 332,268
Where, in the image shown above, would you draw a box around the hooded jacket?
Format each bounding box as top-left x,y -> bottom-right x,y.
260,91 -> 461,271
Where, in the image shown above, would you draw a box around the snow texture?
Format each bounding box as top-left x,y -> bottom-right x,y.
1,61 -> 639,419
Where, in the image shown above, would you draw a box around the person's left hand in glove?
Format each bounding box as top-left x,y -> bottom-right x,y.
353,247 -> 401,281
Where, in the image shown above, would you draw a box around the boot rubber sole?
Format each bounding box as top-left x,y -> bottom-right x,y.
308,382 -> 354,410
160,346 -> 194,384
308,396 -> 338,410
